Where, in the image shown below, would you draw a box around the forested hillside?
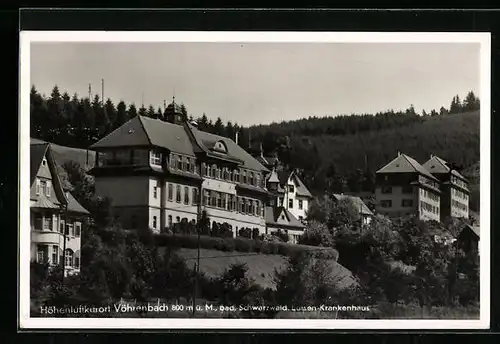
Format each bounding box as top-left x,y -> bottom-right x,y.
30,85 -> 481,211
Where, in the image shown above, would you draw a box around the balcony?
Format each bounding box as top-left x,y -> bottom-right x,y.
31,230 -> 62,245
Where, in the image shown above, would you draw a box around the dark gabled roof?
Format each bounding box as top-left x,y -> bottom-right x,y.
89,116 -> 197,157
276,170 -> 313,198
66,192 -> 90,214
423,155 -> 468,182
30,143 -> 49,186
463,224 -> 480,238
90,116 -> 269,173
292,173 -> 313,198
188,124 -> 269,172
376,153 -> 439,182
332,194 -> 373,216
265,206 -> 305,229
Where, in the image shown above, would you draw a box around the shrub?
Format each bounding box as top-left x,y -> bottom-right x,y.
239,228 -> 252,239
234,237 -> 254,252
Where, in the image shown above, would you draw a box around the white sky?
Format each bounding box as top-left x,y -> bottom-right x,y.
30,42 -> 480,126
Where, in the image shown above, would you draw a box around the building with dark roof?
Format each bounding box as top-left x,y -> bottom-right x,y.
30,143 -> 89,276
375,152 -> 442,221
89,100 -> 271,236
423,155 -> 470,221
332,193 -> 374,225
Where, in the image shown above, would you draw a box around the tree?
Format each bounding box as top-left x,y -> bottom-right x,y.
180,103 -> 188,121
104,99 -> 117,134
464,91 -> 480,112
198,113 -> 209,132
327,198 -> 361,231
127,103 -> 138,119
214,117 -> 225,136
226,121 -> 235,140
298,220 -> 334,247
115,101 -> 128,129
146,105 -> 156,118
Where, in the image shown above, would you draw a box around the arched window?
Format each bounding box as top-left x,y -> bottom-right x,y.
65,249 -> 74,267
213,140 -> 228,153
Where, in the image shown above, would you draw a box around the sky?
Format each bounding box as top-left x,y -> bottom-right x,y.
30,42 -> 480,127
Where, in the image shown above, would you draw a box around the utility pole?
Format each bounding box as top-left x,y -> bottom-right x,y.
88,83 -> 92,100
192,159 -> 203,317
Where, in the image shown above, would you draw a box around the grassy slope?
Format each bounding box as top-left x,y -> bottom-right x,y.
176,248 -> 357,290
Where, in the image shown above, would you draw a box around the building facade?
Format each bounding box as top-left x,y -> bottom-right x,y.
375,152 -> 441,222
30,143 -> 90,276
423,155 -> 470,221
89,100 -> 270,236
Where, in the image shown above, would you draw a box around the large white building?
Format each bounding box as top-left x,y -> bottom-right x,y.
89,100 -> 271,236
30,142 -> 89,275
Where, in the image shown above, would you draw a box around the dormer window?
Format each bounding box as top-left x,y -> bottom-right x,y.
213,140 -> 227,154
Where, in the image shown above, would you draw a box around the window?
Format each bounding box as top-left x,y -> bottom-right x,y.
234,170 -> 239,182
43,215 -> 52,230
74,223 -> 81,237
150,150 -> 162,166
153,183 -> 158,199
206,164 -> 211,177
177,155 -> 182,170
279,197 -> 284,207
184,186 -> 189,205
217,192 -> 222,208
168,215 -> 173,228
168,183 -> 173,201
40,180 -> 47,196
298,200 -> 303,210
66,221 -> 73,236
190,158 -> 195,173
176,185 -> 181,203
249,172 -> 254,185
153,216 -> 157,229
176,216 -> 180,223
46,180 -> 51,196
256,174 -> 260,188
37,245 -> 48,264
381,186 -> 392,194
402,185 -> 413,194
34,213 -> 43,230
65,249 -> 74,267
289,185 -> 294,193
203,190 -> 210,206
242,170 -> 247,184
59,220 -> 65,233
256,201 -> 260,216
380,200 -> 392,208
402,199 -> 413,207
288,199 -> 293,209
192,188 -> 198,205
224,168 -> 229,180
184,157 -> 189,171
35,179 -> 41,195
74,256 -> 80,269
281,215 -> 285,220
211,191 -> 217,207
42,158 -> 47,166
52,246 -> 58,264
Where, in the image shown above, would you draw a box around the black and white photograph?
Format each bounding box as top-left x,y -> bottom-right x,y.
19,31 -> 490,330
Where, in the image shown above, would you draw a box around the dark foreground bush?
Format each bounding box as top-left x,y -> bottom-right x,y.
155,234 -> 339,260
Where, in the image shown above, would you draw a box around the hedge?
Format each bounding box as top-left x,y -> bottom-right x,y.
154,233 -> 339,261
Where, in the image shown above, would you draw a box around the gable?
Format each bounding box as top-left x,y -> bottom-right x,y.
276,209 -> 291,225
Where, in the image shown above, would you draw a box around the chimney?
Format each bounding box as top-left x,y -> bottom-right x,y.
235,132 -> 239,145
397,151 -> 401,157
260,142 -> 264,157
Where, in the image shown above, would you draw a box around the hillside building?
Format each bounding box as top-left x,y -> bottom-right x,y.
30,143 -> 89,276
331,193 -> 374,226
375,152 -> 442,222
422,155 -> 470,221
89,99 -> 271,236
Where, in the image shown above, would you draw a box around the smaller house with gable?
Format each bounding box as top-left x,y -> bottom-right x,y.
331,193 -> 374,226
30,142 -> 90,276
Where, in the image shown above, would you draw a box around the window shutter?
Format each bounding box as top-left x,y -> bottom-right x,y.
46,180 -> 51,196
36,179 -> 40,195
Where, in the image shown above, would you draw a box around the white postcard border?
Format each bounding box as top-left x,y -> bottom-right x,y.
19,31 -> 491,330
